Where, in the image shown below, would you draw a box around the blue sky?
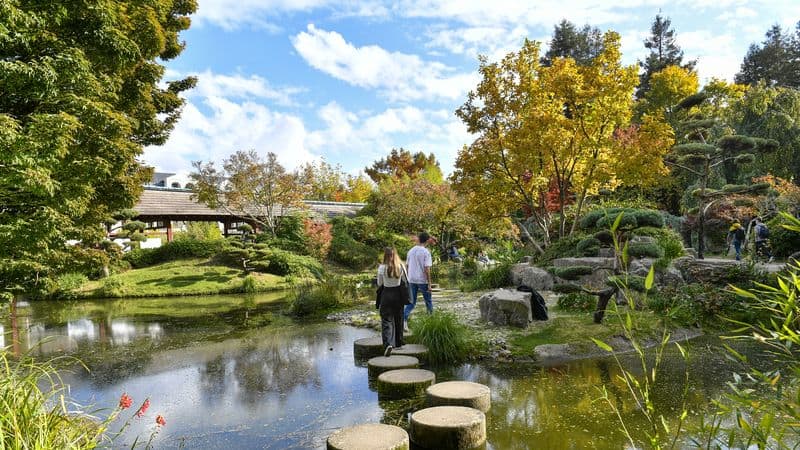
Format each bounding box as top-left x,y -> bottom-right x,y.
143,0 -> 800,182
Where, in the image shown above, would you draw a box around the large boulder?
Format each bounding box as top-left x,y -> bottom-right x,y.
510,264 -> 554,291
551,257 -> 615,289
673,257 -> 774,284
479,289 -> 532,328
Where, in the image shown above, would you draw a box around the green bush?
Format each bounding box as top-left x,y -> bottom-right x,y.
408,311 -> 475,365
99,277 -> 124,297
553,266 -> 594,280
263,248 -> 323,278
241,275 -> 258,293
593,230 -> 614,245
50,273 -> 88,300
288,276 -> 356,317
552,283 -> 583,294
631,210 -> 665,228
767,215 -> 800,257
462,262 -> 511,292
630,227 -> 684,268
557,292 -> 596,311
576,237 -> 601,256
596,214 -> 638,230
124,239 -> 225,268
580,207 -> 666,230
329,228 -> 377,270
535,233 -> 588,264
628,242 -> 665,259
647,283 -> 761,327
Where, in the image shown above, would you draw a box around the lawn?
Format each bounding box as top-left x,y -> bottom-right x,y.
76,259 -> 289,298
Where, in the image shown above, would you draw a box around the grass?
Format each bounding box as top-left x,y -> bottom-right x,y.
409,311 -> 478,365
75,258 -> 289,298
509,310 -> 664,356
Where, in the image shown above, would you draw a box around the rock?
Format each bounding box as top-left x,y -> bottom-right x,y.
426,381 -> 491,412
410,406 -> 486,450
367,356 -> 419,378
354,337 -> 385,360
598,248 -> 615,258
510,264 -> 554,291
479,289 -> 532,328
327,423 -> 409,450
377,369 -> 436,399
390,344 -> 429,363
519,256 -> 533,263
630,235 -> 656,244
533,344 -> 572,365
552,257 -> 616,269
629,258 -> 655,277
673,257 -> 759,284
683,248 -> 697,258
658,266 -> 684,286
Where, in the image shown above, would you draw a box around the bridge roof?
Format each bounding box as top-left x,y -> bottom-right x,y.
134,187 -> 364,221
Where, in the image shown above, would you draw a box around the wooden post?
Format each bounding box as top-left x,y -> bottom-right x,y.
223,221 -> 229,237
166,220 -> 173,242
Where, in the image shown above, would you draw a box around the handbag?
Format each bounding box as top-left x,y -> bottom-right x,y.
376,285 -> 383,309
400,266 -> 411,305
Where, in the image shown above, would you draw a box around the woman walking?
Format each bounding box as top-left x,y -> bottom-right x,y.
377,247 -> 408,356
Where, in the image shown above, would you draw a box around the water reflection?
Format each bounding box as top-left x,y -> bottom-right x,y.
0,295 -> 775,449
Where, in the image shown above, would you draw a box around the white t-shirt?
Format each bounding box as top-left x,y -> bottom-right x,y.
377,264 -> 407,287
406,245 -> 432,284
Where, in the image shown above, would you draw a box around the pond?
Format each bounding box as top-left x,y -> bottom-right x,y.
1,294 -> 773,449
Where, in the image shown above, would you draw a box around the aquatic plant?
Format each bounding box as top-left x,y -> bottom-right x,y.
408,311 -> 475,365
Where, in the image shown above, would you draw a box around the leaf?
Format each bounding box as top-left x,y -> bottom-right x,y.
591,338 -> 613,352
611,212 -> 624,233
645,265 -> 655,291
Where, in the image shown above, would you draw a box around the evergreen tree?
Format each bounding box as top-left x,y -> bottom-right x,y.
541,20 -> 604,66
735,23 -> 800,88
637,14 -> 695,99
365,148 -> 442,184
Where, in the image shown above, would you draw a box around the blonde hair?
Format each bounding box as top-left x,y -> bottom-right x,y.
383,247 -> 403,278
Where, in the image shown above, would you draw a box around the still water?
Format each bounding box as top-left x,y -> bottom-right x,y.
1,294 -> 768,449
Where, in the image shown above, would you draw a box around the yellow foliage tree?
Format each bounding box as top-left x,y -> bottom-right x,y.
639,65 -> 699,118
454,32 -> 673,250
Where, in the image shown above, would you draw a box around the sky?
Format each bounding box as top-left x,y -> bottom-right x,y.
144,0 -> 800,182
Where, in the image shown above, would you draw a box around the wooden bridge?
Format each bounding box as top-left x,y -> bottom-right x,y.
133,187 -> 364,240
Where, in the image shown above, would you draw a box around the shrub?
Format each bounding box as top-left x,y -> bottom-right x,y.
627,242 -> 664,259
288,277 -> 354,317
462,258 -> 478,276
241,275 -> 257,293
631,209 -> 665,228
50,273 -> 88,300
303,219 -> 332,259
177,222 -> 223,241
329,228 -> 377,270
408,311 -> 474,365
552,283 -> 583,294
264,248 -> 323,278
535,233 -> 588,264
462,262 -> 511,292
596,214 -> 638,230
576,237 -> 601,257
631,227 -> 684,268
99,277 -> 124,297
124,239 -> 225,268
593,230 -> 614,245
767,215 -> 800,257
557,292 -> 596,311
553,266 -> 594,280
647,283 -> 760,327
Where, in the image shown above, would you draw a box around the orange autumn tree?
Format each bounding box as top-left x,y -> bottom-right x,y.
454,32 -> 673,252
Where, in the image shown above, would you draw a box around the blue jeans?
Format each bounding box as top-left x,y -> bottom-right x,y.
733,240 -> 742,260
404,283 -> 433,321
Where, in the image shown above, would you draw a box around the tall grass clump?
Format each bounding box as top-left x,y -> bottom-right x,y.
0,353 -> 106,448
288,276 -> 361,317
461,261 -> 512,292
408,311 -> 474,365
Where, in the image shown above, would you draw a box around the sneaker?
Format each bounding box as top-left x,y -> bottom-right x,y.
384,345 -> 393,357
403,322 -> 409,332
769,257 -> 775,263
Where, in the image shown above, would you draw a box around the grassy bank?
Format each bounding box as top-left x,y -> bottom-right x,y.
75,259 -> 290,299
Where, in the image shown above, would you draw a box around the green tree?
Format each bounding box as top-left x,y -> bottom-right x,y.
637,65 -> 699,119
300,159 -> 346,201
541,20 -> 604,66
637,14 -> 696,99
0,0 -> 196,296
190,150 -> 309,237
365,148 -> 443,184
668,93 -> 779,258
736,22 -> 800,87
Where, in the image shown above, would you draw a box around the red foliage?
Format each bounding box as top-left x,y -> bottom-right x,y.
119,393 -> 133,409
135,398 -> 150,418
545,178 -> 573,212
303,219 -> 332,259
155,415 -> 166,427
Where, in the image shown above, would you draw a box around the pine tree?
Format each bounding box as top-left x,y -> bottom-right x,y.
637,14 -> 695,99
541,20 -> 604,66
735,22 -> 800,88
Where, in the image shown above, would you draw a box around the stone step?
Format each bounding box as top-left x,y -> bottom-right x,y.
367,355 -> 419,378
426,381 -> 491,412
410,406 -> 486,450
354,336 -> 385,360
377,368 -> 436,400
327,423 -> 409,450
389,344 -> 429,363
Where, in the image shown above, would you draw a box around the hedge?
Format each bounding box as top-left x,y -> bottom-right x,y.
125,239 -> 225,268
553,266 -> 594,280
627,242 -> 665,259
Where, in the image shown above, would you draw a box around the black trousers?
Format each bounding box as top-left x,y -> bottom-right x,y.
379,286 -> 405,348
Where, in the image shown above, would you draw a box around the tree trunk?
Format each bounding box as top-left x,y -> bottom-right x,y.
516,219 -> 544,254
697,203 -> 706,260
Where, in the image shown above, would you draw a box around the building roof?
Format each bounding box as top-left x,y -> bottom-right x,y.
134,187 -> 364,221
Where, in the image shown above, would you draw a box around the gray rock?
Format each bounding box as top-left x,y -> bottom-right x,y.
552,257 -> 616,269
510,264 -> 554,291
658,266 -> 685,286
533,344 -> 572,365
630,235 -> 657,244
683,248 -> 697,258
479,289 -> 532,328
629,258 -> 655,277
598,248 -> 615,258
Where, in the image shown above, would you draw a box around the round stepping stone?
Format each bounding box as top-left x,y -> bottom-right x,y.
367,355 -> 419,378
390,344 -> 429,362
426,381 -> 491,412
377,369 -> 436,399
410,406 -> 486,450
354,337 -> 385,360
327,423 -> 409,450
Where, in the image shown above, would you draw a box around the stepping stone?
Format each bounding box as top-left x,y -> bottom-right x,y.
377,368 -> 436,400
410,406 -> 486,450
390,344 -> 429,363
367,355 -> 419,378
426,381 -> 491,412
354,337 -> 385,360
327,423 -> 409,450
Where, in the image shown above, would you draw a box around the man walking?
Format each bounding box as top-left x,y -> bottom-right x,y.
404,232 -> 433,328
753,217 -> 774,263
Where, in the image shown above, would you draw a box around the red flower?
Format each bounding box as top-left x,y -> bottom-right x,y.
135,399 -> 150,417
155,415 -> 166,427
119,393 -> 133,410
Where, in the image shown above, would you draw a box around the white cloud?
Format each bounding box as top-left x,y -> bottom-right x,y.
425,25 -> 533,62
194,0 -> 333,30
678,31 -> 739,81
187,70 -> 305,106
292,24 -> 478,102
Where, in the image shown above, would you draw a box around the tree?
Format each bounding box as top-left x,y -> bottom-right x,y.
300,159 -> 346,201
190,150 -> 309,237
341,173 -> 374,203
365,148 -> 443,184
0,0 -> 196,296
541,20 -> 604,66
736,23 -> 800,88
667,92 -> 779,258
637,14 -> 696,99
454,33 -> 673,251
637,65 -> 699,119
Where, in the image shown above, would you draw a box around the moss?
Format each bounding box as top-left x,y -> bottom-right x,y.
628,242 -> 664,259
553,266 -> 594,281
557,292 -> 596,311
576,237 -> 601,256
